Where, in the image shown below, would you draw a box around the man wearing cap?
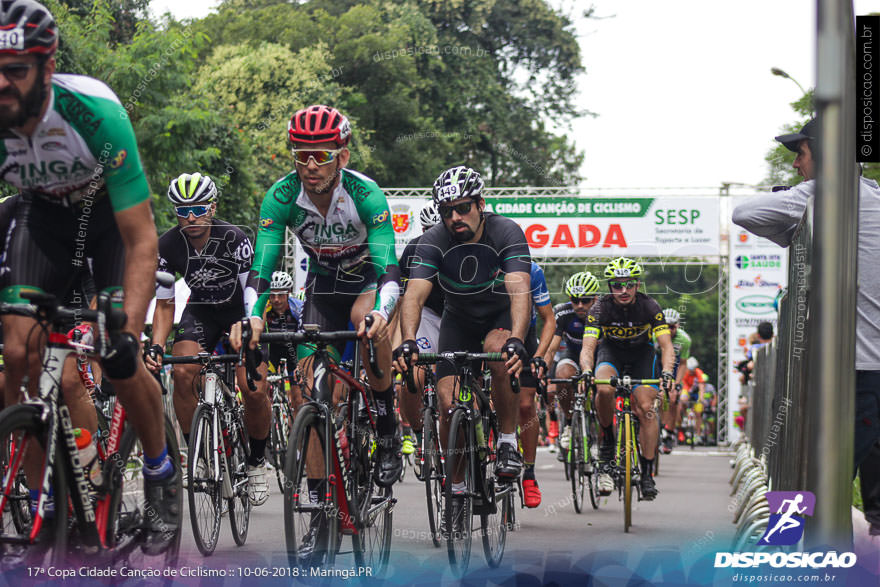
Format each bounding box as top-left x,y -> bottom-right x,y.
733,119 -> 880,537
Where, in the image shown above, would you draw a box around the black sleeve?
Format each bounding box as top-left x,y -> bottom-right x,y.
410,228 -> 444,281
493,215 -> 531,275
399,240 -> 417,282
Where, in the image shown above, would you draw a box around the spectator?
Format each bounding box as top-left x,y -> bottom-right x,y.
732,119 -> 880,536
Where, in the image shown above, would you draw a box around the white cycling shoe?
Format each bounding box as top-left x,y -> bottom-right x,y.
247,462 -> 271,506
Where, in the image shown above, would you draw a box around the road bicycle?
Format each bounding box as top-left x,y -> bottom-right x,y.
402,360 -> 444,548
243,317 -> 394,575
267,358 -> 294,493
593,376 -> 659,533
159,351 -> 250,556
405,350 -> 518,576
549,374 -> 600,512
0,288 -> 182,568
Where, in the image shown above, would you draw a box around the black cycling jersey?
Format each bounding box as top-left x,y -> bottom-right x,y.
265,304 -> 302,370
584,292 -> 669,349
553,301 -> 587,352
410,212 -> 531,321
157,219 -> 254,307
399,234 -> 444,317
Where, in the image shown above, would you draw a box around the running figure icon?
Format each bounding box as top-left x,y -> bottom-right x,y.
759,491 -> 816,546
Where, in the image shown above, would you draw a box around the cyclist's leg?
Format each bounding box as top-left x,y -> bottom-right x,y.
168,308 -> 207,441
556,358 -> 580,419
399,307 -> 440,438
483,315 -> 522,479
519,325 -> 542,504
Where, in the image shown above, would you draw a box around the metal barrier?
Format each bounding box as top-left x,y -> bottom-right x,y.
729,212 -> 812,549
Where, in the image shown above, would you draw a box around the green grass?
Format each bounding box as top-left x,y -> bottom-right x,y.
854,474 -> 864,512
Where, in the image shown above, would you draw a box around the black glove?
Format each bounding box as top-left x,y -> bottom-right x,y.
147,344 -> 164,360
393,339 -> 419,363
530,356 -> 547,376
661,370 -> 674,390
503,337 -> 529,365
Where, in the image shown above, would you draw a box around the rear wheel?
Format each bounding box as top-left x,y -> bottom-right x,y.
227,416 -> 251,546
186,405 -> 221,555
284,404 -> 338,567
445,408 -> 473,577
481,413 -> 508,568
569,414 -> 585,513
586,412 -> 600,510
422,407 -> 443,548
0,404 -> 67,569
270,397 -> 292,493
623,413 -> 633,533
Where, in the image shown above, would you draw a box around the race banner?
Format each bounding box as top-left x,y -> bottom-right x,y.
726,207 -> 788,443
386,196 -> 721,258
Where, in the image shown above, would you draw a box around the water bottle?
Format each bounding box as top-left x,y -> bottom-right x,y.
74,428 -> 102,486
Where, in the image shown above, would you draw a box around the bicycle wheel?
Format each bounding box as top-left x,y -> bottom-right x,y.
586,412 -> 600,510
270,399 -> 292,493
186,405 -> 221,555
227,416 -> 251,546
0,404 -> 67,568
445,408 -> 473,577
107,415 -> 183,567
480,412 -> 508,568
569,413 -> 585,514
352,482 -> 393,576
422,407 -> 443,548
284,403 -> 338,567
623,413 -> 633,533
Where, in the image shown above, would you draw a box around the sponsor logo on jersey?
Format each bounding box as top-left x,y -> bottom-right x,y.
416,337 -> 430,350
371,210 -> 389,225
260,217 -> 274,228
41,141 -> 64,152
654,312 -> 663,322
38,127 -> 66,138
273,181 -> 296,205
55,93 -> 103,136
602,324 -> 650,339
109,150 -> 127,169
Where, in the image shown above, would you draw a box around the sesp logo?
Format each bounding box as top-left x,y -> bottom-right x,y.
735,295 -> 775,315
758,491 -> 816,545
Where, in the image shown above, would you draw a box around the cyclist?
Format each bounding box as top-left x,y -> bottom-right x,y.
678,356 -> 707,444
0,0 -> 176,553
395,201 -> 443,457
656,308 -> 692,454
578,257 -> 675,500
519,261 -> 556,507
543,272 -> 600,459
394,165 -> 531,529
263,270 -> 304,373
144,172 -> 273,506
231,104 -> 403,488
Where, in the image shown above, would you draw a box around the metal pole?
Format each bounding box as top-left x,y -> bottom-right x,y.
805,0 -> 858,550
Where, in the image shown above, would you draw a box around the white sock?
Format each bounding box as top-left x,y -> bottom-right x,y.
499,433 -> 518,449
452,481 -> 467,494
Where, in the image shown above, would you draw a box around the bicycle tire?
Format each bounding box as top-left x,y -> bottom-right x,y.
586,411 -> 600,510
270,401 -> 292,493
107,415 -> 183,567
570,413 -> 585,514
186,405 -> 221,555
445,408 -> 473,577
227,415 -> 251,546
0,404 -> 67,568
624,413 -> 633,533
481,410 -> 509,569
283,403 -> 338,567
422,406 -> 443,548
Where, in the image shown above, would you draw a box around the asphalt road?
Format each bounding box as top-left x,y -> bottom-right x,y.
172,445 -> 737,585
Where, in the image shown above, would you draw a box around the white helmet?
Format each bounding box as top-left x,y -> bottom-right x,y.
270,271 -> 294,291
686,356 -> 699,371
419,201 -> 441,230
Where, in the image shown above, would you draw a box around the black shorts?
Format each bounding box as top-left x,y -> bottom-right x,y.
520,324 -> 539,388
1,193 -> 124,303
436,309 -> 511,380
174,303 -> 244,352
300,265 -> 377,358
595,341 -> 659,387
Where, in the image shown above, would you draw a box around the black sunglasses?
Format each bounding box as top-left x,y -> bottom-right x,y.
609,280 -> 638,291
570,296 -> 595,306
0,63 -> 34,81
438,200 -> 475,219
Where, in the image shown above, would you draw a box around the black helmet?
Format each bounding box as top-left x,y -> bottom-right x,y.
0,0 -> 57,56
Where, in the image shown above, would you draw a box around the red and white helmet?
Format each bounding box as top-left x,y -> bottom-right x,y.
288,105 -> 351,147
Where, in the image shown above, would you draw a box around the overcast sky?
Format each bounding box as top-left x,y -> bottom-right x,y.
150,0 -> 879,189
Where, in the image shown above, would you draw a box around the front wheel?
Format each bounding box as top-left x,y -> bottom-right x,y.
623,413 -> 633,533
227,416 -> 251,546
422,407 -> 443,548
270,399 -> 292,493
570,414 -> 585,514
445,408 -> 473,577
186,405 -> 221,555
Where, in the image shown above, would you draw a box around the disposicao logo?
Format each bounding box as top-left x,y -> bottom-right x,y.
759,491 -> 815,545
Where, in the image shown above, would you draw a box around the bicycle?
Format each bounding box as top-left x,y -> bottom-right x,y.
593,376 -> 660,533
267,358 -> 294,493
402,361 -> 444,548
549,374 -> 600,512
405,350 -> 519,576
243,317 -> 394,575
160,351 -> 250,556
0,289 -> 182,568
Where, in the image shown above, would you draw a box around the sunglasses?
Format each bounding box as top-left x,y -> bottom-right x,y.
0,63 -> 34,82
438,201 -> 475,219
570,296 -> 595,306
291,148 -> 344,166
609,280 -> 638,291
175,205 -> 211,218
